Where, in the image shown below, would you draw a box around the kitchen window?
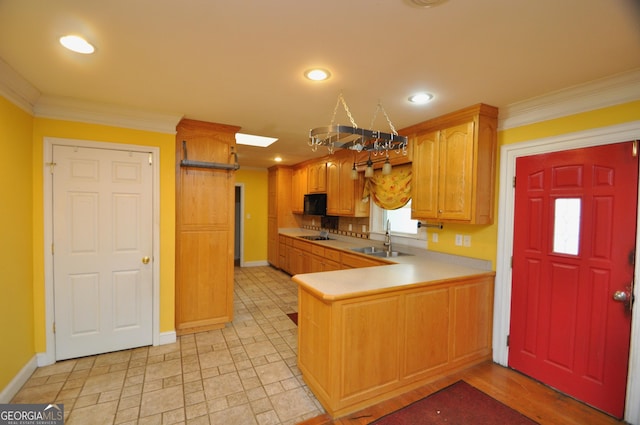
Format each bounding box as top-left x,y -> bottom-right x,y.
370,200 -> 426,241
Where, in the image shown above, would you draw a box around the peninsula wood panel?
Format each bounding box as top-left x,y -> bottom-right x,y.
297,274 -> 494,418
175,118 -> 239,335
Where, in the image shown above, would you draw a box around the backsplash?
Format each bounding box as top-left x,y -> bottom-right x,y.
302,215 -> 370,239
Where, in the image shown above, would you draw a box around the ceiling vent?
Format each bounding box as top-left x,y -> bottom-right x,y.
405,0 -> 449,8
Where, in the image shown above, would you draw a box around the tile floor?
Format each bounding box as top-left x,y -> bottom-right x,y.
11,266 -> 325,424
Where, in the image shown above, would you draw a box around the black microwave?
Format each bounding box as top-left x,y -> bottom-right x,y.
304,193 -> 327,216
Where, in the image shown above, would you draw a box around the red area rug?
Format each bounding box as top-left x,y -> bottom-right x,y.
287,312 -> 298,325
370,380 -> 538,425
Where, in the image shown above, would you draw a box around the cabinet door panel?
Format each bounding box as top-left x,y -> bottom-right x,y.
411,130 -> 439,219
452,280 -> 493,360
341,297 -> 401,399
438,121 -> 474,221
326,161 -> 340,214
403,289 -> 450,378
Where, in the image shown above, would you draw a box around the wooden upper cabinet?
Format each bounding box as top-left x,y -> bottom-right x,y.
308,160 -> 327,193
291,166 -> 307,214
408,104 -> 498,224
326,150 -> 369,217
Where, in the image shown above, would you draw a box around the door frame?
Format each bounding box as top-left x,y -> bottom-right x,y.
235,183 -> 245,267
40,137 -> 161,366
494,120 -> 640,423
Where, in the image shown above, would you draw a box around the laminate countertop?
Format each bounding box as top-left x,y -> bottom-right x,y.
281,230 -> 495,301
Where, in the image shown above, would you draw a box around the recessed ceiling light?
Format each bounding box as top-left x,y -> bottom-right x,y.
304,68 -> 331,81
274,156 -> 283,162
59,35 -> 95,54
408,92 -> 434,104
235,133 -> 278,147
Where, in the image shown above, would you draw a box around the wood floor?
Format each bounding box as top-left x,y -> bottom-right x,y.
298,361 -> 627,425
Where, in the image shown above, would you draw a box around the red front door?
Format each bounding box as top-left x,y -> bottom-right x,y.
509,142 -> 638,418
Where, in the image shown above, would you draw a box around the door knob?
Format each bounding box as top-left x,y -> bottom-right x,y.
613,290 -> 630,302
142,256 -> 150,264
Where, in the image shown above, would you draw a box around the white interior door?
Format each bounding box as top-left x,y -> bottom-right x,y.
53,145 -> 153,360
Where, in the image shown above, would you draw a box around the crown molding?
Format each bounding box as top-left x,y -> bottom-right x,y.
0,56 -> 182,134
0,57 -> 40,114
34,96 -> 183,134
499,69 -> 640,130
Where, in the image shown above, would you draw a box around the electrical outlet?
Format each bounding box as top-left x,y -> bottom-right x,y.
463,235 -> 471,247
432,233 -> 438,243
455,234 -> 463,246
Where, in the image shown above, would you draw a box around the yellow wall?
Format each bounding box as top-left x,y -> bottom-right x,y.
31,118 -> 176,351
0,97 -> 35,391
236,168 -> 268,263
423,100 -> 640,269
1,89 -> 638,395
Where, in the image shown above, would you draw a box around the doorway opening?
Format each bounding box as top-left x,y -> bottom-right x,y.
235,184 -> 244,267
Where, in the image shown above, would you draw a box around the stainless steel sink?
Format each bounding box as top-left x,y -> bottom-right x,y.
368,251 -> 412,258
299,235 -> 333,241
350,247 -> 411,257
350,246 -> 385,254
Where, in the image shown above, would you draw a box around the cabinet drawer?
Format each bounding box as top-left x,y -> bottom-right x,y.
293,239 -> 310,250
324,248 -> 341,262
311,245 -> 325,256
341,252 -> 387,268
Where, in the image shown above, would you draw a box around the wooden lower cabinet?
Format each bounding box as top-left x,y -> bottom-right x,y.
278,234 -> 389,274
297,274 -> 494,418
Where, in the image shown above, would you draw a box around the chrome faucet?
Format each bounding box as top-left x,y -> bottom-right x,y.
383,219 -> 392,253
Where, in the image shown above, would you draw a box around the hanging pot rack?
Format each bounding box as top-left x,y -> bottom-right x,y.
179,140 -> 240,171
309,93 -> 408,155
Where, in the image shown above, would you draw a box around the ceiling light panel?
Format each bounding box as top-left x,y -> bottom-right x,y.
235,133 -> 278,147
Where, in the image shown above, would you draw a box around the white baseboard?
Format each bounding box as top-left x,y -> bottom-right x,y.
0,356 -> 37,403
241,260 -> 270,267
158,331 -> 176,345
36,351 -> 55,367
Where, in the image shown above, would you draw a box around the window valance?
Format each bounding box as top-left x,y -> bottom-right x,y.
362,164 -> 412,210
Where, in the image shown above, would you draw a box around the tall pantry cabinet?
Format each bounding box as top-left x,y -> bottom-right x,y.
267,165 -> 300,268
175,118 -> 240,335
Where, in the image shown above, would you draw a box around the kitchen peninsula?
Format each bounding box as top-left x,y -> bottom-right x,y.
290,235 -> 495,418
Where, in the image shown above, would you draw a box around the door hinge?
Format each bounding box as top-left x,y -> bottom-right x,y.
510,256 -> 513,268
506,334 -> 510,346
512,176 -> 516,188
51,243 -> 54,255
53,322 -> 56,334
148,153 -> 153,165
46,162 -> 57,174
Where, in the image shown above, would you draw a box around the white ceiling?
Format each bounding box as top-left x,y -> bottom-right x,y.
1,0 -> 639,168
